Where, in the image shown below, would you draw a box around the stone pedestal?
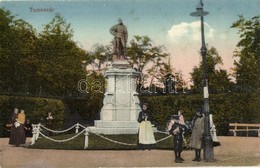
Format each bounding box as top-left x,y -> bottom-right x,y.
89,60 -> 141,134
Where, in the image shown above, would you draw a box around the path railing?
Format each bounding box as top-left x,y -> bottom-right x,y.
30,124 -> 173,149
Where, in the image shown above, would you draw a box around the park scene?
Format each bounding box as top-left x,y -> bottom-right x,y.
0,0 -> 259,167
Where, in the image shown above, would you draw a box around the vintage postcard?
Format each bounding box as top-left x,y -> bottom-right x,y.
0,0 -> 259,167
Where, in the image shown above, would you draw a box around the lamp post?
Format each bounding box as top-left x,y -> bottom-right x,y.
190,0 -> 214,161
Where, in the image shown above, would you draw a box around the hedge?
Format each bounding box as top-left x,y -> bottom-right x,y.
1,93 -> 259,137
0,95 -> 65,137
139,93 -> 260,135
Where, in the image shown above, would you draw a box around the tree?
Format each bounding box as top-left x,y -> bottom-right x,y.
36,13 -> 87,97
0,8 -> 38,95
85,44 -> 112,75
231,15 -> 260,92
127,35 -> 170,91
190,46 -> 232,93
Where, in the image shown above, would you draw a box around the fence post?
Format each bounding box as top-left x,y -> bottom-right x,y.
84,128 -> 89,149
234,123 -> 237,136
31,124 -> 37,145
36,123 -> 41,140
75,123 -> 79,134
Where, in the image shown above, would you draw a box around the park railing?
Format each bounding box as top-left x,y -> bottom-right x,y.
31,123 -> 90,149
229,123 -> 260,137
30,123 -> 173,149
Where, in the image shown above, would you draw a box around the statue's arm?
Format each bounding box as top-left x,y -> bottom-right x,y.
110,25 -> 117,36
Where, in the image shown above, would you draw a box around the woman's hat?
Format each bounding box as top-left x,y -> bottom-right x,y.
196,108 -> 203,116
171,115 -> 180,120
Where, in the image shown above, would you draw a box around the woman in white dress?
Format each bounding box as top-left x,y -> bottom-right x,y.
137,103 -> 156,150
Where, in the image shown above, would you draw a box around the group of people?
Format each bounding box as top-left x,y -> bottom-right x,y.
9,108 -> 54,147
137,103 -> 205,163
169,108 -> 205,163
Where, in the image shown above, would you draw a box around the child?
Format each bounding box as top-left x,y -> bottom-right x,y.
169,115 -> 185,163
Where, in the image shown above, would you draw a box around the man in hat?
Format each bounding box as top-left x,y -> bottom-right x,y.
110,18 -> 128,59
169,115 -> 186,163
189,108 -> 205,161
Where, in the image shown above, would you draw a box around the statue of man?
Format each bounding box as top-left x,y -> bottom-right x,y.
110,18 -> 128,60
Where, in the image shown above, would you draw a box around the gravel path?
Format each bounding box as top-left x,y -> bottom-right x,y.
1,136 -> 259,167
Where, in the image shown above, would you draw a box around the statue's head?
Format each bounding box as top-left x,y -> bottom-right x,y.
118,18 -> 123,24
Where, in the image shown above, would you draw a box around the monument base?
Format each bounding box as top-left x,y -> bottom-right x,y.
89,59 -> 157,135
88,127 -> 139,135
88,120 -> 157,135
89,121 -> 139,134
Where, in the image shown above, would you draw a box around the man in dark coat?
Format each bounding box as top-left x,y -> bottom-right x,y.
189,108 -> 205,161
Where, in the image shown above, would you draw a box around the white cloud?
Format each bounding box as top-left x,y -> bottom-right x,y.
167,21 -> 215,43
165,21 -> 215,85
165,21 -> 236,86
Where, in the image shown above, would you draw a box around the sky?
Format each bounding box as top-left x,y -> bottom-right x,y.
1,0 -> 259,83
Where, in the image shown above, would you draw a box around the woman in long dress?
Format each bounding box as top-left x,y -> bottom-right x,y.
9,108 -> 19,145
137,103 -> 156,150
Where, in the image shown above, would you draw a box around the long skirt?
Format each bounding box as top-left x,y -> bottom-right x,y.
138,121 -> 156,145
9,124 -> 26,146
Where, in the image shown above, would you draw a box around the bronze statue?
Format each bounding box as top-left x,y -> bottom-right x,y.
110,18 -> 128,60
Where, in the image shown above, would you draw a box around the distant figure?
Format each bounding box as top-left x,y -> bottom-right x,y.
169,115 -> 186,163
137,103 -> 156,150
110,18 -> 128,60
24,119 -> 32,137
189,108 -> 205,161
46,112 -> 53,128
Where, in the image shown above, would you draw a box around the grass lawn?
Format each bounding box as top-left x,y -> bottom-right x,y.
29,132 -> 179,150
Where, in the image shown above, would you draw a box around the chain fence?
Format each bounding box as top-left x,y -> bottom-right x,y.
31,124 -> 174,149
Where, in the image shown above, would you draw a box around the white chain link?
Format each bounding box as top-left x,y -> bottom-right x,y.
40,124 -> 77,133
35,123 -> 172,146
39,129 -> 86,143
77,123 -> 87,129
40,123 -> 87,133
89,130 -> 172,146
89,130 -> 137,146
156,135 -> 172,143
156,130 -> 170,135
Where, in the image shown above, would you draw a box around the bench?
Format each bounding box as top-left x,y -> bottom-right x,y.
229,123 -> 260,137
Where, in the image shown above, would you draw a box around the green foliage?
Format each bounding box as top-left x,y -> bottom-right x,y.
127,35 -> 170,88
0,95 -> 65,137
140,93 -> 259,135
64,73 -> 105,121
231,15 -> 260,92
0,8 -> 38,94
0,9 -> 86,97
36,13 -> 86,97
190,46 -> 233,93
86,44 -> 112,74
